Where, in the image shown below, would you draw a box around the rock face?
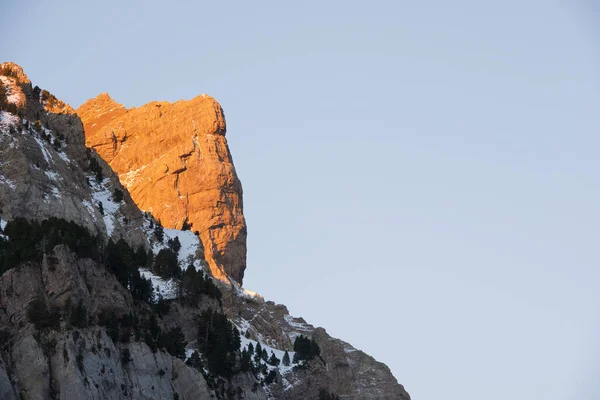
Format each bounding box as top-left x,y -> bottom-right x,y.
222,287 -> 412,400
0,62 -> 148,249
0,245 -> 216,400
78,94 -> 247,284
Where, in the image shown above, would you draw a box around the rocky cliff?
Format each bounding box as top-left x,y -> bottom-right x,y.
0,62 -> 411,400
0,62 -> 147,249
78,94 -> 247,285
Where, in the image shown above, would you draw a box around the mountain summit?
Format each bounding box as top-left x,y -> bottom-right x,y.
78,93 -> 247,284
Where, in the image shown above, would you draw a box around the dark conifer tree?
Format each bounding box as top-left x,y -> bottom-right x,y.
282,350 -> 290,366
167,236 -> 181,253
153,249 -> 179,279
261,348 -> 268,362
293,335 -> 321,363
134,246 -> 148,267
197,309 -> 241,377
95,168 -> 103,183
268,351 -> 280,366
154,224 -> 164,242
254,342 -> 263,364
186,351 -> 203,370
112,188 -> 124,203
69,299 -> 88,328
160,327 -> 187,359
240,349 -> 251,372
265,370 -> 277,385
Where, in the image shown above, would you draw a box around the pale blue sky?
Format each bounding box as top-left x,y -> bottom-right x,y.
2,1 -> 599,399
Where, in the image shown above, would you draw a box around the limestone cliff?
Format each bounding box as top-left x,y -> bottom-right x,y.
78,94 -> 247,285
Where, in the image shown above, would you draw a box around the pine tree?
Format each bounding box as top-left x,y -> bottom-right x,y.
282,350 -> 290,366
254,342 -> 262,364
178,265 -> 222,303
293,335 -> 321,363
161,327 -> 187,359
265,370 -> 277,385
233,327 -> 241,350
69,299 -> 88,328
247,342 -> 254,355
240,349 -> 251,372
268,351 -> 280,366
153,249 -> 179,279
186,351 -> 203,370
95,168 -> 103,183
154,224 -> 164,242
134,246 -> 148,267
112,189 -> 124,203
197,309 -> 240,377
167,236 -> 181,253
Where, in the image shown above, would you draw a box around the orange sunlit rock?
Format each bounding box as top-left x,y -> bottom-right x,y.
78,93 -> 247,284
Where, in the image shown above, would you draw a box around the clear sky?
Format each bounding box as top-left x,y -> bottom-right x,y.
2,1 -> 599,399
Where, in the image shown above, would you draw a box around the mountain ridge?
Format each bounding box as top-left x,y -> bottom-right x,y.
0,61 -> 410,400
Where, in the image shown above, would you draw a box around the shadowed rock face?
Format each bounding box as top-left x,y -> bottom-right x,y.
0,63 -> 148,250
78,94 -> 247,284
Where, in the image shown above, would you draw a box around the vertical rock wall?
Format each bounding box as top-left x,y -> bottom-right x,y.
79,94 -> 247,284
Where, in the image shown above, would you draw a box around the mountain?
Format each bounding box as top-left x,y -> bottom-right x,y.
0,62 -> 411,400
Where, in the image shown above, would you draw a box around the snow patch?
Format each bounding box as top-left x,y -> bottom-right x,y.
235,318 -> 297,377
0,175 -> 16,189
81,200 -> 97,222
229,278 -> 264,301
184,347 -> 195,361
344,345 -> 358,353
44,171 -> 61,181
139,268 -> 178,300
0,76 -> 24,105
51,187 -> 62,199
0,218 -> 7,240
0,111 -> 19,129
32,134 -> 52,163
284,314 -> 310,331
89,178 -> 120,236
145,216 -> 202,268
163,228 -> 201,265
57,151 -> 70,163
